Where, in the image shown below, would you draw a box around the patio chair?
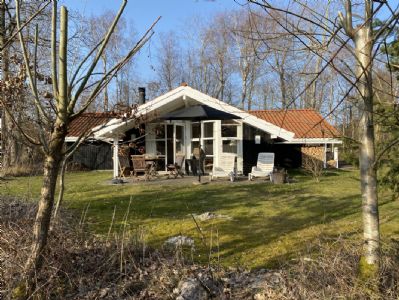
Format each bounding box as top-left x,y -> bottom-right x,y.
210,154 -> 236,182
167,154 -> 185,178
248,152 -> 275,181
131,155 -> 149,180
118,154 -> 132,178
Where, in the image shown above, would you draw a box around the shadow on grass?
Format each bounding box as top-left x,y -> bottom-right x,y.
49,170 -> 397,268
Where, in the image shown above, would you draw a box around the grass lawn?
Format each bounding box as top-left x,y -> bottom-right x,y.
1,169 -> 398,269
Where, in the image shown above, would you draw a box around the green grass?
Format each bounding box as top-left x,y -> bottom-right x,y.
1,169 -> 398,269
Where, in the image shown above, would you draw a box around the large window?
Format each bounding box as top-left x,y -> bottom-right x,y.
221,120 -> 239,154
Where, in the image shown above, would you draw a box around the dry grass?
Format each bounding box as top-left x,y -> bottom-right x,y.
283,236 -> 399,299
1,196 -> 399,299
0,164 -> 43,177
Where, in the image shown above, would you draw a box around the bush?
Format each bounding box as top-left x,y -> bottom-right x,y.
302,155 -> 324,182
340,140 -> 360,168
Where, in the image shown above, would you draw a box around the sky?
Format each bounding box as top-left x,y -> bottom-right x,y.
64,0 -> 240,35
63,0 -> 243,81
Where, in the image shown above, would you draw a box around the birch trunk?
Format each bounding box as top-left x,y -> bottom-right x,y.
355,25 -> 380,273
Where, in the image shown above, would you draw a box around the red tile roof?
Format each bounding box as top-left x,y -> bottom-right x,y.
67,113 -> 112,137
249,109 -> 340,139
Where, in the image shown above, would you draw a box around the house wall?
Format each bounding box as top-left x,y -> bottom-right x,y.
274,144 -> 303,169
69,141 -> 113,170
243,124 -> 273,175
243,136 -> 340,174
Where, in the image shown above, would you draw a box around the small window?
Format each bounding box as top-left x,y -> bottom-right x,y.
222,140 -> 237,153
155,125 -> 165,139
156,141 -> 165,155
222,125 -> 237,138
203,122 -> 214,138
204,140 -> 214,155
222,120 -> 238,138
191,122 -> 200,139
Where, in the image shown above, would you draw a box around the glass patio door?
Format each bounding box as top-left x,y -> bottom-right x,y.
166,124 -> 185,166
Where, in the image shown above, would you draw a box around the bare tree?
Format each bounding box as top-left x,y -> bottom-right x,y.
338,0 -> 379,274
157,31 -> 182,92
2,0 -> 159,294
203,14 -> 234,102
80,10 -> 130,111
0,1 -> 49,171
231,10 -> 263,110
246,0 -> 399,278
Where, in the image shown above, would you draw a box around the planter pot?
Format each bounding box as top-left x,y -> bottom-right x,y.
272,170 -> 286,184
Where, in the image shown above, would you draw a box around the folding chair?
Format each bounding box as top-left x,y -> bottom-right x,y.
167,154 -> 185,178
118,155 -> 132,179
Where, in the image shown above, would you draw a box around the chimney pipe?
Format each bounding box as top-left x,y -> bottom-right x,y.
138,87 -> 146,105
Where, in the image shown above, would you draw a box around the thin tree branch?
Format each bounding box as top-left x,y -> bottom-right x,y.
68,0 -> 128,113
1,0 -> 51,51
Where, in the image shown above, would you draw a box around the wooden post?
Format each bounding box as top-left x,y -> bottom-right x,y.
113,137 -> 119,178
334,146 -> 339,168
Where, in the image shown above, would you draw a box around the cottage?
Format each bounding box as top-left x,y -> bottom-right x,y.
66,85 -> 341,177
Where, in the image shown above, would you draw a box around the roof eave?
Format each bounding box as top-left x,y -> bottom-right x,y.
277,138 -> 342,144
94,85 -> 296,141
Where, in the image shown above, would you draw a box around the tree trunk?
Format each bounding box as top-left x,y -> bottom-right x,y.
0,1 -> 10,169
102,55 -> 109,112
279,69 -> 287,108
355,25 -> 380,276
240,75 -> 247,109
24,131 -> 64,289
24,5 -> 69,292
1,1 -> 24,171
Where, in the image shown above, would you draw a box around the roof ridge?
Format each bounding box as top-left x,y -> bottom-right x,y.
79,112 -> 114,117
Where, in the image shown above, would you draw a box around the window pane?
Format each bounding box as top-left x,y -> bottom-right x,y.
176,126 -> 184,140
204,140 -> 213,155
155,125 -> 165,139
222,125 -> 237,138
176,141 -> 183,154
191,122 -> 200,139
191,141 -> 200,157
204,157 -> 213,173
203,122 -> 213,138
156,141 -> 165,155
222,140 -> 237,153
167,124 -> 173,140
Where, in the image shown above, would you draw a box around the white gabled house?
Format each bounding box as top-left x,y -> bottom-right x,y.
66,84 -> 342,178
